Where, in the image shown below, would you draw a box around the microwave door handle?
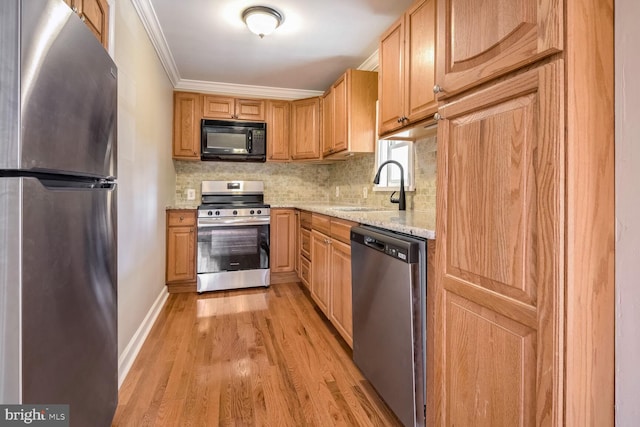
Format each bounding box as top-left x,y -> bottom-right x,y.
247,131 -> 253,153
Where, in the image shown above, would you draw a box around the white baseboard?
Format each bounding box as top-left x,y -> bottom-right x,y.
117,287 -> 169,388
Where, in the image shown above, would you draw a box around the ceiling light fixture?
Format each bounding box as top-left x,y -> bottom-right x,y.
242,6 -> 284,38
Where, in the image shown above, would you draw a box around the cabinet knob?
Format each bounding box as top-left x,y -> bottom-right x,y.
397,118 -> 402,123
80,15 -> 85,22
434,112 -> 442,121
72,6 -> 78,12
433,84 -> 443,94
179,216 -> 184,221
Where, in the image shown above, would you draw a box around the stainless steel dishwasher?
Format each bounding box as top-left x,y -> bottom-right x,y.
351,226 -> 426,427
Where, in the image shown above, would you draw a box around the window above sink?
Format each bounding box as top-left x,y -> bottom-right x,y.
373,139 -> 415,192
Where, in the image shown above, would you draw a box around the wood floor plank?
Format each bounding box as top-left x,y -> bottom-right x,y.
112,282 -> 402,426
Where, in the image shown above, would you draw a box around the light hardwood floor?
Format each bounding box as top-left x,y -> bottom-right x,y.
112,282 -> 401,426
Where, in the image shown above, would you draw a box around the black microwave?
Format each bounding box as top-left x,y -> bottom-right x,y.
201,119 -> 267,162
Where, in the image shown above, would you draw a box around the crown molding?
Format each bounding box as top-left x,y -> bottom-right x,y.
358,49 -> 379,71
129,0 -> 368,98
130,0 -> 180,85
175,79 -> 324,100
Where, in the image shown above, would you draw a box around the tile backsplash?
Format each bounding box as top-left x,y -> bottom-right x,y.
174,160 -> 332,206
174,135 -> 436,210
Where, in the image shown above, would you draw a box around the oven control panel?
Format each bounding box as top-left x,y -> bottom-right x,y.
197,207 -> 270,218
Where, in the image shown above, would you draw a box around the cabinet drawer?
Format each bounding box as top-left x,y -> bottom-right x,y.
167,210 -> 196,226
331,218 -> 358,244
312,213 -> 331,235
300,210 -> 312,229
301,228 -> 311,259
300,256 -> 311,288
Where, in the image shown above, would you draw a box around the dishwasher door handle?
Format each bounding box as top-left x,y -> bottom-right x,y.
364,237 -> 385,252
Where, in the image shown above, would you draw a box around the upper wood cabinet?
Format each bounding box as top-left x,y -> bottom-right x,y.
173,92 -> 201,160
323,69 -> 378,159
290,97 -> 321,160
66,0 -> 109,49
434,62 -> 563,426
270,209 -> 296,273
266,100 -> 291,161
202,95 -> 265,121
379,0 -> 437,136
321,89 -> 334,157
435,0 -> 562,98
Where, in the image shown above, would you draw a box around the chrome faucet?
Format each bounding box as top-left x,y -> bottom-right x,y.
373,160 -> 406,210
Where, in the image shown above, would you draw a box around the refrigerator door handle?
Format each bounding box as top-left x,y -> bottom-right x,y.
38,176 -> 117,191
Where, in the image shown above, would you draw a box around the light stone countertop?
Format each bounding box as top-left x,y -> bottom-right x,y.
271,203 -> 436,239
166,204 -> 199,210
167,203 -> 436,239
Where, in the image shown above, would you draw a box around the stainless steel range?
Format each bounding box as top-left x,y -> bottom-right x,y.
197,181 -> 270,293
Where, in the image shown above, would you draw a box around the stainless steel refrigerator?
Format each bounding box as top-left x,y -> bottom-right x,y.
0,0 -> 118,425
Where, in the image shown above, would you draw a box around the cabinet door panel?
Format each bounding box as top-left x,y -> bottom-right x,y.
266,100 -> 290,161
310,230 -> 330,312
446,294 -> 536,426
166,226 -> 195,283
291,98 -> 321,160
74,0 -> 109,48
329,240 -> 352,347
332,75 -> 348,153
202,95 -> 234,119
236,99 -> 265,121
271,209 -> 295,273
405,0 -> 437,122
435,62 -> 563,426
321,90 -> 334,156
378,17 -> 405,135
173,92 -> 201,159
436,0 -> 562,96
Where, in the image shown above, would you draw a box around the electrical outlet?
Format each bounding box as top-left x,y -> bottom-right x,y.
186,188 -> 196,201
363,187 -> 368,199
335,186 -> 340,197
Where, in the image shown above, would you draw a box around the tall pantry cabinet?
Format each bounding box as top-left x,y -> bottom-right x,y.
432,0 -> 614,426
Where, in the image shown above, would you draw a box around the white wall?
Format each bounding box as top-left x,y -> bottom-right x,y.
616,1 -> 640,424
113,0 -> 175,368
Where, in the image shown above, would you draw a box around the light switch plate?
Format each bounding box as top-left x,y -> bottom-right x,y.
363,187 -> 368,199
335,186 -> 340,197
186,189 -> 196,200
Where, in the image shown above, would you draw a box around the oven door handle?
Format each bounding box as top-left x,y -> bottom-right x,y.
197,217 -> 270,228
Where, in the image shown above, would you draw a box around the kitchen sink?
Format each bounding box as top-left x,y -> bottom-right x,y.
331,206 -> 391,212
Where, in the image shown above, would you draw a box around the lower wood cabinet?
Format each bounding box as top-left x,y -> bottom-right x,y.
309,213 -> 357,346
328,239 -> 353,346
299,211 -> 312,289
434,62 -> 563,425
270,209 -> 296,273
166,210 -> 196,289
310,229 -> 331,312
